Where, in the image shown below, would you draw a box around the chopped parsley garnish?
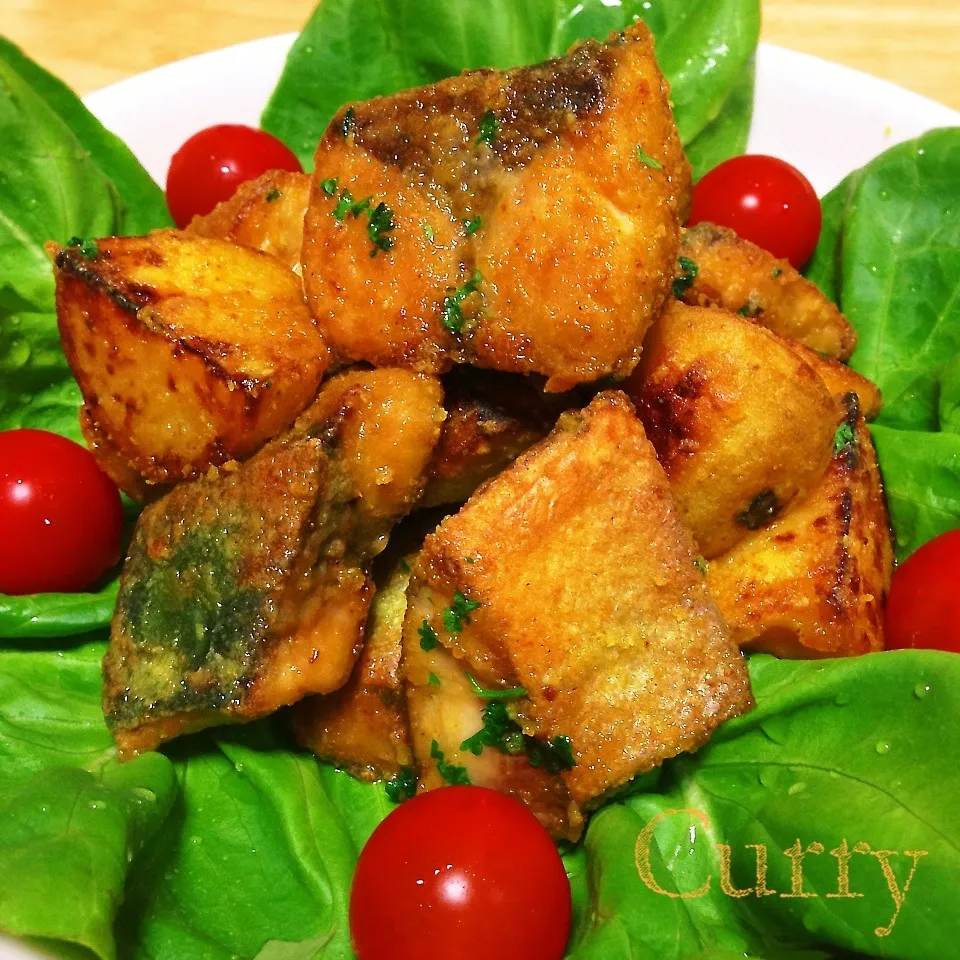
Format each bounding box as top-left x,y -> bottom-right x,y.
772,267 -> 783,278
464,216 -> 483,235
635,146 -> 662,170
441,270 -> 483,334
737,490 -> 781,530
265,189 -> 282,202
423,223 -> 435,243
418,621 -> 440,652
463,556 -> 476,564
442,590 -> 481,634
466,672 -> 527,701
673,256 -> 699,298
428,673 -> 441,687
738,300 -> 762,318
328,187 -> 395,257
693,556 -> 708,575
431,740 -> 472,785
398,558 -> 411,574
321,178 -> 339,196
67,237 -> 98,259
341,107 -> 355,137
833,421 -> 856,455
384,766 -> 417,803
460,702 -> 575,773
476,111 -> 500,147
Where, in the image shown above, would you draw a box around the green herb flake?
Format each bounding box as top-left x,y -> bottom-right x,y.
834,421 -> 857,455
430,740 -> 472,786
738,300 -> 762,318
384,766 -> 417,803
341,107 -> 355,137
428,673 -> 441,687
366,201 -> 396,257
476,111 -> 500,147
466,672 -> 527,701
67,236 -> 98,259
460,702 -> 575,773
772,267 -> 783,278
398,559 -> 411,574
442,590 -> 481,634
693,556 -> 708,575
441,270 -> 483,334
673,256 -> 699,298
423,223 -> 435,243
528,735 -> 576,772
265,189 -> 282,202
321,178 -> 339,196
418,621 -> 439,652
464,216 -> 482,235
635,146 -> 663,170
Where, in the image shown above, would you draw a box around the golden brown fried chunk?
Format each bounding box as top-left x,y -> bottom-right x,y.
707,396 -> 893,657
785,340 -> 883,420
105,369 -> 444,758
421,369 -> 580,507
677,222 -> 857,360
293,563 -> 414,781
628,302 -> 837,559
407,392 -> 752,809
186,170 -> 311,270
302,23 -> 689,390
55,231 -> 328,493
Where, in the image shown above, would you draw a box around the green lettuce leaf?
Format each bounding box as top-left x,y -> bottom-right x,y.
261,0 -> 758,177
0,641 -> 177,960
0,578 -> 119,640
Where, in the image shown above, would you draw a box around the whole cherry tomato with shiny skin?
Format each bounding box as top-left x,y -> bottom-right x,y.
350,786 -> 572,960
0,429 -> 124,595
885,529 -> 960,654
688,154 -> 823,269
165,123 -> 303,228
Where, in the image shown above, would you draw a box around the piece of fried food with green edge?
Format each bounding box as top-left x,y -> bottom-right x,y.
707,394 -> 893,657
407,391 -> 752,809
292,561 -> 414,783
54,231 -> 328,494
627,301 -> 837,559
186,169 -> 311,270
105,368 -> 444,759
676,221 -> 857,360
302,21 -> 688,390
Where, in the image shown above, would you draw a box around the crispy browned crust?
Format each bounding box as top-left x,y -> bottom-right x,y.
627,302 -> 837,559
677,222 -> 857,360
707,397 -> 893,657
106,369 -> 444,758
54,231 -> 328,489
302,22 -> 689,389
784,340 -> 883,420
293,563 -> 414,781
186,170 -> 311,270
407,392 -> 753,808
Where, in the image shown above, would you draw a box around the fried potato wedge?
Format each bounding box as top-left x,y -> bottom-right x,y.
628,302 -> 837,558
186,170 -> 311,270
303,22 -> 688,390
707,395 -> 893,657
406,392 -> 753,809
55,231 -> 328,493
677,222 -> 857,360
786,340 -> 883,420
293,562 -> 414,782
105,368 -> 444,758
402,596 -> 582,840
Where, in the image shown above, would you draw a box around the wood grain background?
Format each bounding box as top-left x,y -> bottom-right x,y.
6,0 -> 960,109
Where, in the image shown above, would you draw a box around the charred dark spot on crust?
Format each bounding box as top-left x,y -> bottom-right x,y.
836,391 -> 861,469
827,489 -> 855,614
738,490 -> 781,530
635,366 -> 707,467
57,249 -> 157,314
773,531 -> 797,544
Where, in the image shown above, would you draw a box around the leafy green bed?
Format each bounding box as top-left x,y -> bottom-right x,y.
1,1 -> 959,957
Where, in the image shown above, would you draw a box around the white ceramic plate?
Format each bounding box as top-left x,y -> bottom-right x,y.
3,32 -> 959,960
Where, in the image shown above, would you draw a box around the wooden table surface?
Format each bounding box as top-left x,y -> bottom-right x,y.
6,0 -> 960,111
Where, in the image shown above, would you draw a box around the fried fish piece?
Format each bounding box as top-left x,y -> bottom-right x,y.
302,22 -> 689,390
186,170 -> 311,270
292,562 -> 414,782
55,231 -> 328,495
105,369 -> 444,758
628,302 -> 837,558
707,394 -> 893,657
676,222 -> 857,360
406,392 -> 753,810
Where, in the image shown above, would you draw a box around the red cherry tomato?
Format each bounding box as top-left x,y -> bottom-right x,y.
350,786 -> 571,960
165,124 -> 303,228
885,529 -> 960,653
0,429 -> 123,595
688,154 -> 823,269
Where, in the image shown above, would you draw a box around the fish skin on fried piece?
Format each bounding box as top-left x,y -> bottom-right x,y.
302,22 -> 690,391
104,369 -> 445,758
